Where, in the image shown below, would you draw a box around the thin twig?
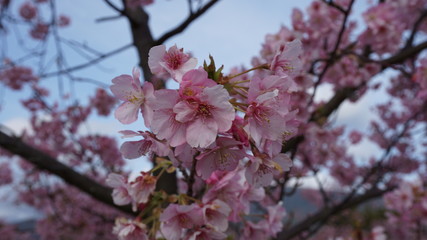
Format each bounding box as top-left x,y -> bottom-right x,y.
321,0 -> 346,14
404,9 -> 427,50
40,43 -> 132,78
154,0 -> 220,45
308,0 -> 356,106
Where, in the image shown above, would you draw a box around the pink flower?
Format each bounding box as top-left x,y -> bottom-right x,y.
238,181 -> 265,214
184,227 -> 227,240
90,88 -> 116,116
151,69 -> 235,148
151,89 -> 188,147
30,22 -> 49,40
244,90 -> 289,147
196,137 -> 246,179
260,203 -> 286,237
245,153 -> 292,188
173,73 -> 235,147
242,221 -> 268,240
202,169 -> 250,222
229,116 -> 249,146
179,68 -> 216,98
0,66 -> 38,90
270,39 -> 303,77
201,200 -> 231,232
349,130 -> 363,144
110,67 -> 154,126
19,2 -> 37,20
128,171 -> 157,210
149,45 -> 197,82
119,130 -> 170,158
58,15 -> 70,27
171,143 -> 198,168
113,218 -> 148,240
160,204 -> 203,240
106,173 -> 132,206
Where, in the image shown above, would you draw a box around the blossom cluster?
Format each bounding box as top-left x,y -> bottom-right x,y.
382,179 -> 427,239
16,0 -> 71,41
0,65 -> 38,90
108,42 -> 302,239
2,0 -> 427,239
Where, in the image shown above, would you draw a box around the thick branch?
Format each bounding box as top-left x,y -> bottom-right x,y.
381,40 -> 427,67
122,5 -> 157,86
404,9 -> 427,49
122,3 -> 177,193
0,129 -> 135,215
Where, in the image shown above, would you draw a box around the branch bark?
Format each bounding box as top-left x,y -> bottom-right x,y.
0,129 -> 135,215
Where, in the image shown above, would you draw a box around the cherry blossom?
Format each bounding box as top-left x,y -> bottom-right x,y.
30,22 -> 49,40
19,2 -> 37,20
91,88 -> 117,116
119,130 -> 170,158
160,204 -> 203,240
148,45 -> 197,82
128,171 -> 157,209
270,39 -> 303,77
196,137 -> 246,179
106,173 -> 132,206
110,67 -> 154,125
245,153 -> 292,188
0,66 -> 38,90
113,218 -> 149,240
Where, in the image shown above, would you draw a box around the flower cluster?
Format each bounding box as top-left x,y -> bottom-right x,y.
383,179 -> 427,239
0,65 -> 38,90
109,42 -> 302,239
15,0 -> 71,41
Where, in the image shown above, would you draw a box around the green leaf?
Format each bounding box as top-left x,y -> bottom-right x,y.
203,55 -> 224,81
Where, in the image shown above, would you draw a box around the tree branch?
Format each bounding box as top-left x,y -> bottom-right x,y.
276,187 -> 394,239
404,9 -> 427,50
382,40 -> 427,67
308,0 -> 355,105
321,0 -> 346,14
104,0 -> 125,15
40,43 -> 133,78
154,0 -> 220,45
0,129 -> 135,216
121,2 -> 178,193
282,40 -> 427,154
